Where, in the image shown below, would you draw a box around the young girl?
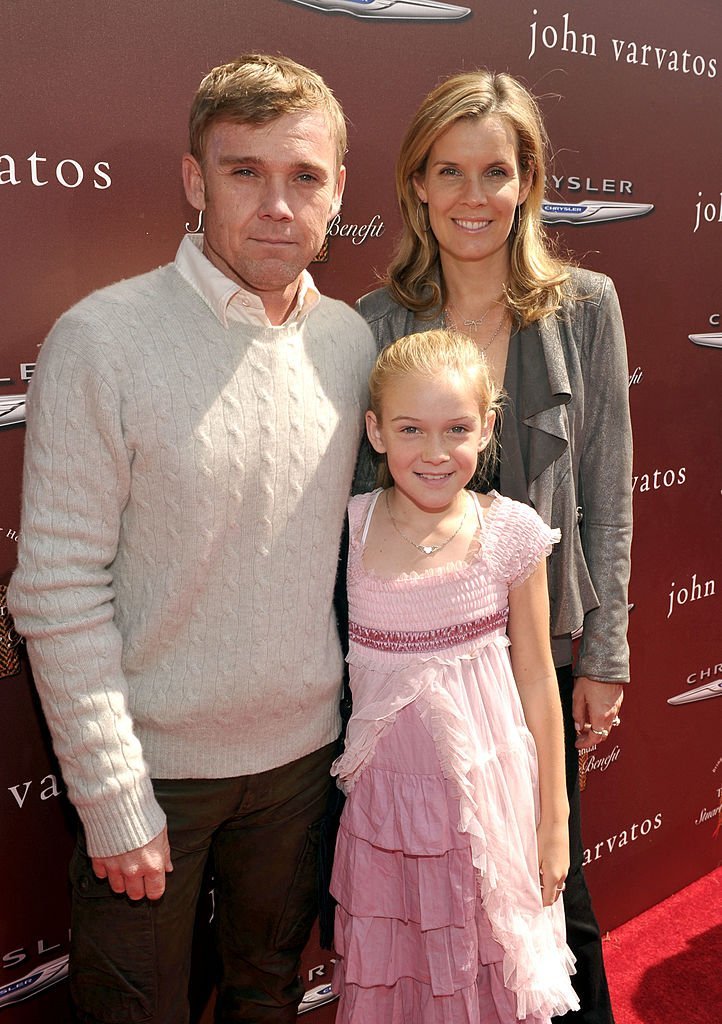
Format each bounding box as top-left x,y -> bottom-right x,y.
330,330 -> 579,1023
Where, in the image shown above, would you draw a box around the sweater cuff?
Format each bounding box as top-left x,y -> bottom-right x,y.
79,774 -> 167,858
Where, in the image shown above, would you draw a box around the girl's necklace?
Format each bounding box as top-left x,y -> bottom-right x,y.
385,490 -> 467,556
444,302 -> 509,354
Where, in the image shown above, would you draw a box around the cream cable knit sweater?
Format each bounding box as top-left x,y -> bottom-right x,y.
9,264 -> 376,857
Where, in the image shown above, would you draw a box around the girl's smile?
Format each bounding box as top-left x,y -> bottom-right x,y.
366,368 -> 494,517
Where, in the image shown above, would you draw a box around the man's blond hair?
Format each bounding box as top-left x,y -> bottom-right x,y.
189,53 -> 347,171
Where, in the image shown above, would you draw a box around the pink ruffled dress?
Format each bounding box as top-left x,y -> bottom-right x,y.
330,490 -> 579,1023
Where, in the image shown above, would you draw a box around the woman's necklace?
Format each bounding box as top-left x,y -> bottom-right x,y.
444,302 -> 509,354
445,300 -> 496,331
385,490 -> 467,556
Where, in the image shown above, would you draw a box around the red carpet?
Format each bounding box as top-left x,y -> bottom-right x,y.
603,867 -> 722,1024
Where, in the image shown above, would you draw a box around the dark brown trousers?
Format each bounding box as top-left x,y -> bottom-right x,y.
69,742 -> 336,1024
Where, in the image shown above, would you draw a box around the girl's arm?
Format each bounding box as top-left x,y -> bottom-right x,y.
508,559 -> 569,907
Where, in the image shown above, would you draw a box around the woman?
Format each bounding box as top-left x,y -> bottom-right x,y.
355,69 -> 632,1023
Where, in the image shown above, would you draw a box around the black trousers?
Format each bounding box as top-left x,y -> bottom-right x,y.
553,666 -> 615,1024
69,742 -> 336,1024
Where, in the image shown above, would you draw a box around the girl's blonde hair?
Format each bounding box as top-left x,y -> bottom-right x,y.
386,69 -> 571,325
369,329 -> 503,488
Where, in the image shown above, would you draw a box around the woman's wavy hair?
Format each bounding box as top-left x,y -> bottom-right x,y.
368,328 -> 503,489
386,69 -> 571,325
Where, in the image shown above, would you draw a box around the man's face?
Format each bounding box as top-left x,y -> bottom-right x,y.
183,110 -> 345,321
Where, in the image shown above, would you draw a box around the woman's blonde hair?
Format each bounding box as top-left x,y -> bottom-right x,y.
386,69 -> 571,325
369,329 -> 503,488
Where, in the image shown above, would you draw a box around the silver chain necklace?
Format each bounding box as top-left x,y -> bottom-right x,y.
385,490 -> 467,556
444,303 -> 509,354
445,300 -> 495,330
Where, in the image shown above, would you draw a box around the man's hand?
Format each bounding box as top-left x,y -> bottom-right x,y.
92,828 -> 173,901
573,677 -> 624,750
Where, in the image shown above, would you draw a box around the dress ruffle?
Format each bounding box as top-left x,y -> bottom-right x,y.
331,491 -> 578,1022
333,963 -> 532,1024
332,661 -> 578,1019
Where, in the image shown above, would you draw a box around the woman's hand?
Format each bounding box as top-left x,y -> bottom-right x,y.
573,677 -> 624,750
537,818 -> 570,907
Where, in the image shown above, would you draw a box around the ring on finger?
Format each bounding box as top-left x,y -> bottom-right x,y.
590,727 -> 609,737
611,717 -> 621,727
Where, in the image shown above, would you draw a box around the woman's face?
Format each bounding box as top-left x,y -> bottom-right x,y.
413,115 -> 531,277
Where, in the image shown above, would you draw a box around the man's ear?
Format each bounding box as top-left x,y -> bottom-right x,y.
182,153 -> 206,212
365,410 -> 386,454
329,165 -> 346,220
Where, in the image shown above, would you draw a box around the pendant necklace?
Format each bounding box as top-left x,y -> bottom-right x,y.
444,302 -> 509,354
385,490 -> 467,556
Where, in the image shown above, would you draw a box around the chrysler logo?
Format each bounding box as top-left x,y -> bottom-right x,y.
285,0 -> 471,19
0,956 -> 68,1008
667,680 -> 722,705
688,332 -> 722,349
0,395 -> 26,428
542,200 -> 654,225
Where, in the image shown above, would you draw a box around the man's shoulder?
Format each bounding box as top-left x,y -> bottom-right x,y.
315,293 -> 370,326
313,294 -> 376,345
41,262 -> 201,372
61,262 -> 181,325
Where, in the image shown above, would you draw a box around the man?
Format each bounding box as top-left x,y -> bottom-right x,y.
9,54 -> 375,1023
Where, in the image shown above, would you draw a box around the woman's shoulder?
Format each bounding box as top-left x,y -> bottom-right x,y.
355,286 -> 418,338
562,266 -> 616,310
355,285 -> 400,322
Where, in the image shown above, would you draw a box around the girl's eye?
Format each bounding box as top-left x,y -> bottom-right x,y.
450,425 -> 469,434
401,426 -> 419,434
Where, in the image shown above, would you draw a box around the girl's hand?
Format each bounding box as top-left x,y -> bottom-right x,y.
537,819 -> 570,907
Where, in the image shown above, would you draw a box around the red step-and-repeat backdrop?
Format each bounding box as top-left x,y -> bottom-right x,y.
1,1 -> 720,1020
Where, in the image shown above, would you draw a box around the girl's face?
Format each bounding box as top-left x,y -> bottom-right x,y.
413,115 -> 532,277
366,369 -> 494,514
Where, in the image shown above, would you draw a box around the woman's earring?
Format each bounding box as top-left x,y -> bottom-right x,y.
416,201 -> 429,235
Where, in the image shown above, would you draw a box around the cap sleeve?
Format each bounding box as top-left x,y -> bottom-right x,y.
347,490 -> 381,548
488,497 -> 561,589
